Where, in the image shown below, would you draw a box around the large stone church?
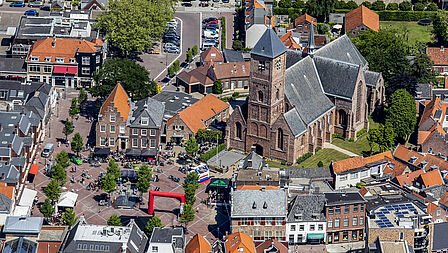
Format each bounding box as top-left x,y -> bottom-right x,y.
226,29 -> 384,163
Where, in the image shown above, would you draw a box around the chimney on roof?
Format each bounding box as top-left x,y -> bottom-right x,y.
441,46 -> 444,52
52,34 -> 56,48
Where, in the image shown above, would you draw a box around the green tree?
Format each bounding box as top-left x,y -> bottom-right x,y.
335,0 -> 346,8
385,89 -> 417,143
96,0 -> 176,55
386,73 -> 418,97
426,2 -> 438,11
51,163 -> 67,185
398,1 -> 412,10
69,98 -> 80,119
317,23 -> 330,34
361,1 -> 372,8
71,133 -> 84,156
433,11 -> 448,45
182,172 -> 200,206
40,198 -> 54,219
107,214 -> 123,226
317,161 -> 324,167
278,0 -> 292,8
144,216 -> 163,237
368,123 -> 396,153
107,159 -> 121,180
44,179 -> 61,202
346,0 -> 358,9
386,3 -> 398,10
304,0 -> 335,22
232,40 -> 243,51
56,151 -> 70,168
180,204 -> 195,227
101,173 -> 117,195
413,2 -> 425,11
62,119 -> 74,142
136,165 -> 152,195
62,208 -> 77,226
91,58 -> 157,100
78,88 -> 87,104
353,30 -> 409,82
186,50 -> 193,63
213,80 -> 223,94
173,60 -> 180,72
292,0 -> 305,8
185,137 -> 199,156
168,65 -> 175,77
192,45 -> 198,56
371,0 -> 385,10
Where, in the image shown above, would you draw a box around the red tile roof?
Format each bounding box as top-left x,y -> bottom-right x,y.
418,97 -> 448,145
332,151 -> 393,174
200,47 -> 224,63
27,38 -> 98,64
420,169 -> 444,188
345,5 -> 379,33
293,14 -> 317,27
213,62 -> 250,79
0,182 -> 13,199
395,169 -> 425,186
279,31 -> 301,50
393,144 -> 448,171
225,232 -> 256,253
185,234 -> 211,253
168,94 -> 230,134
439,192 -> 448,207
99,83 -> 131,121
256,239 -> 288,253
426,47 -> 448,65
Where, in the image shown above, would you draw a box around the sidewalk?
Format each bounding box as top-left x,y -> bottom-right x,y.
323,143 -> 358,157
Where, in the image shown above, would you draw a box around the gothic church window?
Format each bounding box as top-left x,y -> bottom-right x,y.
277,128 -> 284,150
236,122 -> 242,139
258,91 -> 263,103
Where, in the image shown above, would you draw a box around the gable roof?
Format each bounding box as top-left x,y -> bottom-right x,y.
293,13 -> 317,26
99,83 -> 131,122
251,28 -> 287,59
185,233 -> 211,253
130,97 -> 165,128
256,239 -> 288,253
393,144 -> 448,171
169,94 -> 229,134
332,151 -> 393,174
419,169 -> 444,188
345,5 -> 379,32
213,62 -> 251,79
395,169 -> 425,186
200,46 -> 224,63
231,189 -> 286,218
426,47 -> 448,65
314,34 -> 368,66
365,70 -> 381,87
27,38 -> 99,64
223,48 -> 245,63
279,31 -> 301,50
224,232 -> 256,253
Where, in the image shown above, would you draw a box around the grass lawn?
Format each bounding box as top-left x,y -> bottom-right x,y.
299,148 -> 350,168
380,21 -> 434,45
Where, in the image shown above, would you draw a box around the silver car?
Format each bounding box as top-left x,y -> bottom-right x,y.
28,1 -> 43,7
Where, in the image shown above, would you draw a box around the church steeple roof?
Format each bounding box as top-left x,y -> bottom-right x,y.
251,28 -> 286,59
307,20 -> 317,55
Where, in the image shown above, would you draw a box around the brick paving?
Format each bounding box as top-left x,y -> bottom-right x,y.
31,88 -> 230,243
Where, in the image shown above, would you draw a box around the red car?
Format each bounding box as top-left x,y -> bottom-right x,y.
206,20 -> 218,25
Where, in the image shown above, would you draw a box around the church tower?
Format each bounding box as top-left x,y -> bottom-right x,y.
246,28 -> 287,156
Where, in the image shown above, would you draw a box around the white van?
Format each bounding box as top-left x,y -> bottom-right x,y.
41,143 -> 54,158
203,30 -> 219,39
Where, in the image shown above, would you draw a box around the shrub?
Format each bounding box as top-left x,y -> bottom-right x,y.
232,92 -> 240,98
198,143 -> 226,162
413,3 -> 425,11
332,133 -> 345,140
349,137 -> 355,142
317,161 -> 324,167
361,1 -> 372,8
317,23 -> 330,34
372,0 -> 386,10
376,11 -> 436,21
399,1 -> 412,11
315,147 -> 322,153
297,152 -> 312,164
167,65 -> 175,77
192,45 -> 198,56
232,40 -> 243,51
173,60 -> 180,72
221,17 -> 226,50
356,128 -> 367,137
426,3 -> 437,11
386,3 -> 398,10
292,0 -> 304,8
281,160 -> 287,165
346,0 -> 358,9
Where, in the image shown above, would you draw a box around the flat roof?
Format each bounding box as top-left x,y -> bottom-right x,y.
369,202 -> 426,229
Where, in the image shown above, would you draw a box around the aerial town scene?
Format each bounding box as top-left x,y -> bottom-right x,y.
1,0 -> 448,252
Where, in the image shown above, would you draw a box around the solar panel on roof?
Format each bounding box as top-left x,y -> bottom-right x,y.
379,224 -> 388,228
387,224 -> 394,227
402,211 -> 409,214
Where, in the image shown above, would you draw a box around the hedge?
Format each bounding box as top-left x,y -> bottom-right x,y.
221,17 -> 226,50
273,7 -> 301,15
198,143 -> 226,162
296,152 -> 312,164
334,9 -> 437,21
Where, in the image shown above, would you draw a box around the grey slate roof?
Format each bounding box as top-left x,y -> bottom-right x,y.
285,50 -> 304,69
130,97 -> 165,128
433,222 -> 448,250
314,35 -> 368,67
287,194 -> 326,222
11,157 -> 26,167
416,83 -> 432,100
152,90 -> 198,120
324,192 -> 366,206
231,189 -> 286,218
223,48 -> 245,63
365,70 -> 380,88
313,56 -> 361,100
150,227 -> 184,244
0,192 -> 12,213
240,151 -> 266,170
284,167 -> 332,179
0,164 -> 19,184
283,108 -> 307,137
0,57 -> 26,73
285,56 -> 335,125
4,216 -> 43,234
251,28 -> 287,59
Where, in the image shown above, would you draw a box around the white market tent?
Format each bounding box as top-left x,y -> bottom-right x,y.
57,192 -> 78,208
18,188 -> 37,207
332,24 -> 343,30
13,205 -> 30,217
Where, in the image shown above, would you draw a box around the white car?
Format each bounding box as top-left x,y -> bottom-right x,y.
203,30 -> 219,39
165,43 -> 177,48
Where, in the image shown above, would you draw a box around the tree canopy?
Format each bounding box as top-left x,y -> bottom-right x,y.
182,172 -> 200,206
101,173 -> 117,194
90,58 -> 157,100
62,208 -> 77,226
44,179 -> 61,201
107,159 -> 121,181
107,214 -> 123,226
180,204 -> 195,225
69,98 -> 80,119
62,119 -> 74,142
96,0 -> 176,54
433,11 -> 448,45
51,163 -> 67,185
136,165 -> 152,194
144,216 -> 164,237
40,198 -> 54,219
185,137 -> 199,156
385,89 -> 417,143
71,133 -> 84,156
56,151 -> 70,168
78,88 -> 87,104
213,80 -> 223,94
368,123 -> 395,153
304,0 -> 335,22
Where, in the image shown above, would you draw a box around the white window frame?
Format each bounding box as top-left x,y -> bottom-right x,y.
82,56 -> 90,65
100,125 -> 105,132
56,57 -> 65,63
141,129 -> 147,136
132,138 -> 138,147
150,129 -> 156,136
110,114 -> 116,122
120,126 -> 125,134
150,139 -> 156,148
43,66 -> 52,73
30,56 -> 39,62
109,138 -> 114,146
82,67 -> 90,75
100,137 -> 106,146
110,125 -> 116,133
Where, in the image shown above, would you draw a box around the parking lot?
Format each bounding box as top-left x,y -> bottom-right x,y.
30,89 -> 229,242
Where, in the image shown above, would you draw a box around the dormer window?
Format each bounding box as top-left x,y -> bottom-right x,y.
30,56 -> 39,62
45,56 -> 51,62
70,58 -> 76,63
141,117 -> 149,125
56,57 -> 65,63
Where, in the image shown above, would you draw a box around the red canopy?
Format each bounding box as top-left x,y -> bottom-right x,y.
53,66 -> 77,74
29,164 -> 39,175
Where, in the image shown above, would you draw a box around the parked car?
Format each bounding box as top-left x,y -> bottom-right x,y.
28,1 -> 42,7
204,24 -> 219,30
41,143 -> 54,158
24,9 -> 39,16
204,39 -> 218,46
203,17 -> 217,24
164,34 -> 180,41
165,39 -> 180,46
199,1 -> 209,7
165,47 -> 180,54
10,1 -> 25,7
203,30 -> 219,39
206,20 -> 218,25
165,42 -> 178,48
70,156 -> 82,165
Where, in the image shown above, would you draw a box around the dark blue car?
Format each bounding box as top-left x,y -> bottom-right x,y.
24,9 -> 39,16
10,1 -> 25,7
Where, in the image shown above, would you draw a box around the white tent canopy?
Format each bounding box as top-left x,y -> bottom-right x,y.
18,188 -> 37,207
332,24 -> 343,30
57,192 -> 78,208
13,205 -> 30,217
